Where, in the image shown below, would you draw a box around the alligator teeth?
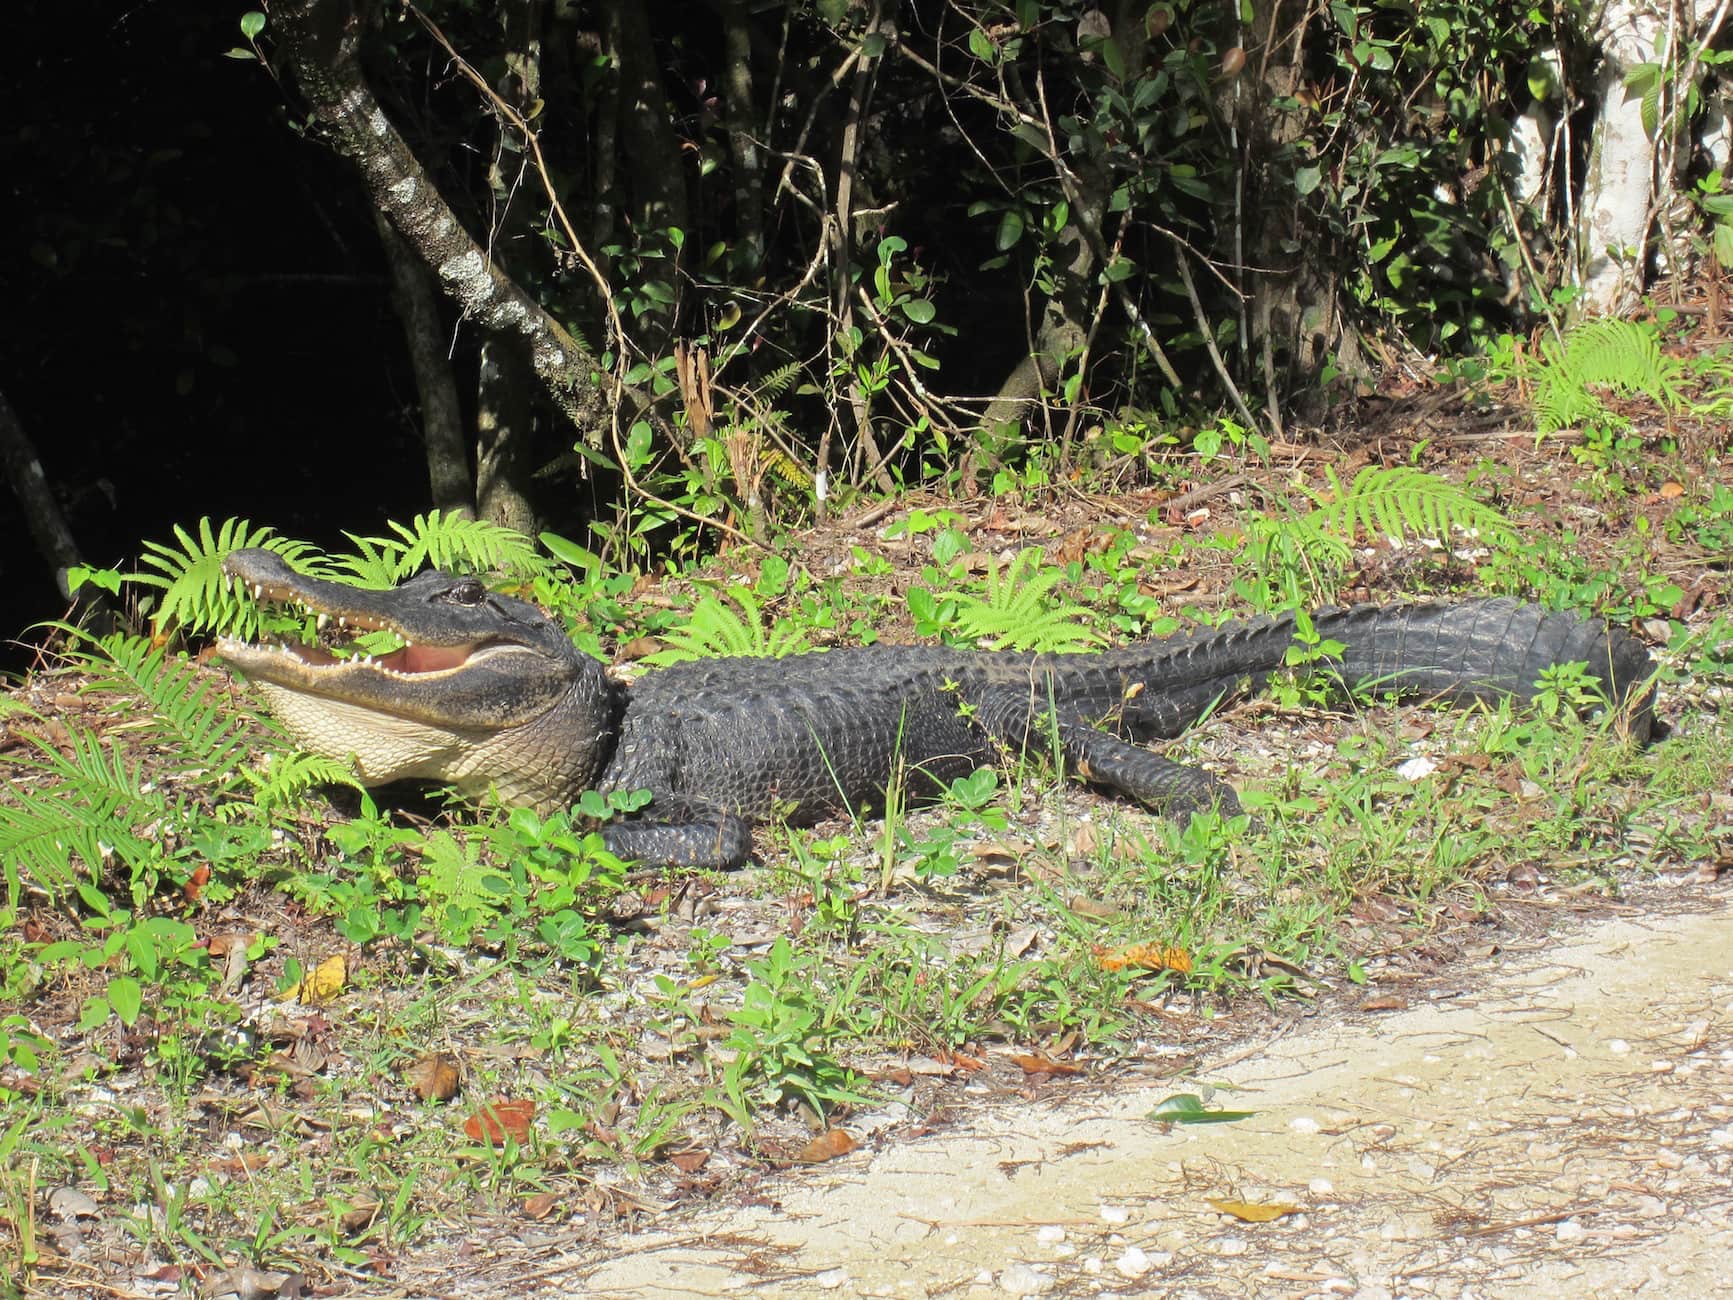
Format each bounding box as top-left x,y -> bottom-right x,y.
251,582 -> 264,599
338,616 -> 348,628
317,613 -> 329,630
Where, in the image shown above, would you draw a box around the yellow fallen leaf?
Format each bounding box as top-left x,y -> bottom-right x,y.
1207,1197 -> 1302,1223
288,954 -> 347,1005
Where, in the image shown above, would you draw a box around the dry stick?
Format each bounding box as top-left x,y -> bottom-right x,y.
1173,248 -> 1263,437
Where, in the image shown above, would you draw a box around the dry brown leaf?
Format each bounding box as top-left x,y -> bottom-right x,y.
669,1148 -> 711,1173
1009,1053 -> 1085,1076
337,1201 -> 381,1233
286,954 -> 347,1005
942,1048 -> 987,1072
1067,894 -> 1121,922
1207,1197 -> 1302,1223
1093,942 -> 1193,974
464,1098 -> 536,1146
795,1129 -> 859,1163
1660,481 -> 1685,498
182,863 -> 210,904
970,838 -> 1033,863
1358,995 -> 1408,1012
521,1192 -> 559,1220
403,1052 -> 462,1102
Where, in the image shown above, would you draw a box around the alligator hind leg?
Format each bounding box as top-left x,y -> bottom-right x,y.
1050,713 -> 1242,816
601,802 -> 755,869
975,690 -> 1241,817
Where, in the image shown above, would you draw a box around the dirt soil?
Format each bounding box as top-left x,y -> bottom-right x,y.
411,884 -> 1732,1299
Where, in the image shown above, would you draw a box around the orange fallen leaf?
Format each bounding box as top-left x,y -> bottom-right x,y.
795,1129 -> 859,1163
183,864 -> 210,904
1093,942 -> 1193,974
464,1098 -> 536,1146
1207,1197 -> 1302,1223
1010,1053 -> 1085,1076
287,954 -> 347,1005
669,1148 -> 711,1174
1660,481 -> 1685,498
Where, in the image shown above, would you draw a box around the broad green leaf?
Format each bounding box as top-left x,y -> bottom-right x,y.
107,977 -> 143,1027
1147,1092 -> 1257,1124
996,210 -> 1025,251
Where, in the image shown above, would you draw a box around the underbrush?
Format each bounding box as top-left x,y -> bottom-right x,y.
1,335 -> 1731,1290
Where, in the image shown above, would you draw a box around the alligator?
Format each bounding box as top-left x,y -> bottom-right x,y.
216,548 -> 1656,869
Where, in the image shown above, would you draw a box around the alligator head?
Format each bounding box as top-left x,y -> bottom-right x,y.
216,549 -> 619,809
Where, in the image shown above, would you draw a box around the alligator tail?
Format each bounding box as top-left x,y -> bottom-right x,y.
1108,599 -> 1655,741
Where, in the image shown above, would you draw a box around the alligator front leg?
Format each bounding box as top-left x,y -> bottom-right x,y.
600,799 -> 755,869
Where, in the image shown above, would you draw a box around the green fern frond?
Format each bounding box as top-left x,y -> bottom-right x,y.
645,587 -> 812,664
418,830 -> 504,933
945,550 -> 1103,653
336,512 -> 549,584
755,361 -> 802,400
1533,319 -> 1684,435
132,518 -> 315,638
232,750 -> 365,816
0,731 -> 166,907
1304,466 -> 1515,548
72,632 -> 255,786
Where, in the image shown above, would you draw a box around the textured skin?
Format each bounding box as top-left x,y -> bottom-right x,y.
216,553 -> 1656,871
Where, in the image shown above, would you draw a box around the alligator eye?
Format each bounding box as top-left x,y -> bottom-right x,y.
447,579 -> 487,605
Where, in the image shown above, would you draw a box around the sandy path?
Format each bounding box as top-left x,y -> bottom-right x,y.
546,895 -> 1733,1298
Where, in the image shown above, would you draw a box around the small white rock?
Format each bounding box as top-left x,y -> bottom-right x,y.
1606,1038 -> 1632,1055
1216,1236 -> 1249,1256
1289,1115 -> 1321,1134
1308,1177 -> 1335,1195
1099,1204 -> 1131,1225
817,1268 -> 849,1289
1036,1225 -> 1066,1245
998,1263 -> 1054,1295
1397,756 -> 1437,781
1555,1220 -> 1586,1244
1115,1247 -> 1153,1278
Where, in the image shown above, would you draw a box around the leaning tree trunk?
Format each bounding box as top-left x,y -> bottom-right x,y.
0,385 -> 101,612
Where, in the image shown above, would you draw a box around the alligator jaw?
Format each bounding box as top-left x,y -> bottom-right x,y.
215,548 -> 608,804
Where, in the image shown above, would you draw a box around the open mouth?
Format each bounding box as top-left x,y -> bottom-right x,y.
219,573 -> 485,679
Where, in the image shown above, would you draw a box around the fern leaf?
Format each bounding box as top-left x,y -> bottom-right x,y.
132,518 -> 313,637
1306,467 -> 1513,548
945,550 -> 1103,652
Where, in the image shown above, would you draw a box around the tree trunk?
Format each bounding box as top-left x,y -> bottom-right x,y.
721,0 -> 765,272
476,335 -> 540,535
0,386 -> 91,604
375,213 -> 474,517
1577,0 -> 1663,313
